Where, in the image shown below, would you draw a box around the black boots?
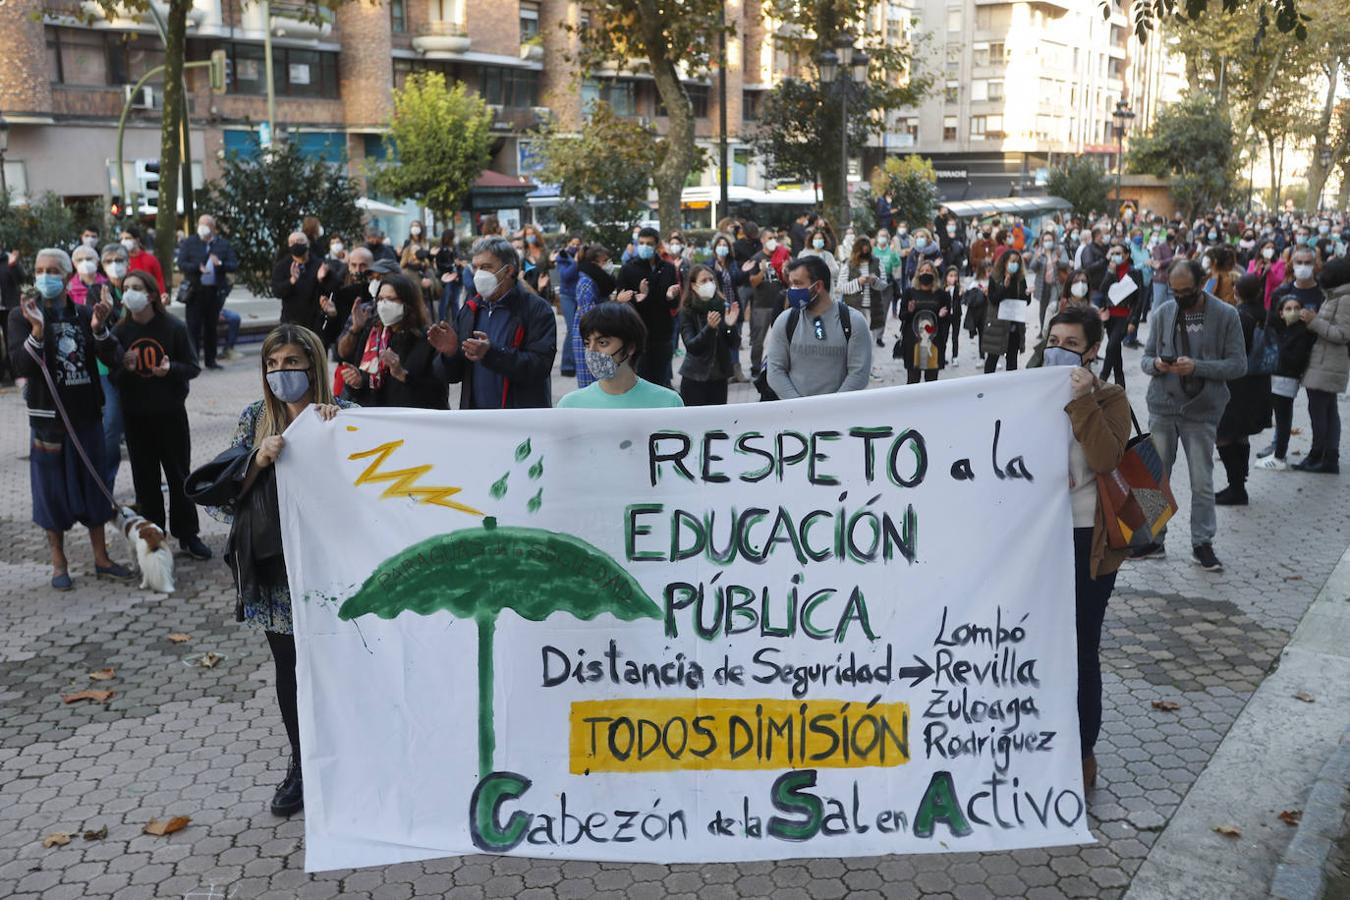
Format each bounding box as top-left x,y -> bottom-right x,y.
271,756 -> 303,817
1215,442 -> 1249,506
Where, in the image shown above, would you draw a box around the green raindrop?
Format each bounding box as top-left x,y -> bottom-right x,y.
514,438 -> 532,462
490,472 -> 510,499
527,488 -> 543,513
528,457 -> 544,480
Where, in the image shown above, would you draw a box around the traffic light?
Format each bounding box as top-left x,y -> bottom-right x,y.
135,159 -> 161,216
208,49 -> 227,95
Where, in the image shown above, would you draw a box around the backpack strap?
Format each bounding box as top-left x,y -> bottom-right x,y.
837,301 -> 852,340
785,307 -> 802,343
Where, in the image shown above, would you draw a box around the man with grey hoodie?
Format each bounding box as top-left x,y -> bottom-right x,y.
1133,258 -> 1247,572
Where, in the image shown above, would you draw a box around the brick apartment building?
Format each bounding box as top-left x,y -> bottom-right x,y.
0,0 -> 1178,232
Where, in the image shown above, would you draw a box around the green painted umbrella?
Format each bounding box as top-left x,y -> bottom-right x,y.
339,517 -> 661,778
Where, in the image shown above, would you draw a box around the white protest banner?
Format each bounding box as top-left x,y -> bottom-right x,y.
277,369 -> 1091,872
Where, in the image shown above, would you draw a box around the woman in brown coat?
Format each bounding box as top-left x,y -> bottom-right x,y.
1043,305 -> 1131,792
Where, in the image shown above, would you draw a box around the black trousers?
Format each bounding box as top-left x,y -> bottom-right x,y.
1074,527 -> 1117,758
638,335 -> 674,389
1307,388 -> 1342,461
679,377 -> 728,407
949,307 -> 961,359
906,368 -> 939,384
1101,316 -> 1129,387
265,630 -> 301,761
185,286 -> 224,366
124,408 -> 199,539
1272,394 -> 1294,458
983,324 -> 1023,373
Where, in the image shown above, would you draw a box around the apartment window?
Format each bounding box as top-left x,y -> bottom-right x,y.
227,43 -> 339,98
943,116 -> 958,141
988,79 -> 1004,100
944,81 -> 960,103
481,66 -> 540,108
519,1 -> 540,41
989,42 -> 1005,62
945,47 -> 961,75
108,35 -> 166,85
900,117 -> 918,142
390,0 -> 406,33
686,84 -> 709,118
742,89 -> 762,122
582,79 -> 637,117
45,27 -> 110,86
975,6 -> 1010,29
393,58 -> 464,90
970,114 -> 1004,139
946,7 -> 962,30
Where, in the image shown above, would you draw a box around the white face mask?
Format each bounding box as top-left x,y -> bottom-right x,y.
410,226 -> 422,237
330,242 -> 344,256
76,259 -> 98,276
197,225 -> 212,241
669,242 -> 684,255
1262,247 -> 1275,259
82,236 -> 99,248
764,239 -> 778,252
473,267 -> 501,298
376,299 -> 405,326
122,288 -> 150,313
694,280 -> 717,300
120,238 -> 137,252
1293,263 -> 1314,281
368,278 -> 381,298
1070,281 -> 1089,298
105,261 -> 127,279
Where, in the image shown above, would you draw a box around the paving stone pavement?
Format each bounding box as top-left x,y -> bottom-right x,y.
1,314 -> 1346,900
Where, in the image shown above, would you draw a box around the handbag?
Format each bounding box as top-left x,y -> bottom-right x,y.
185,443 -> 253,508
1095,407 -> 1179,551
1247,323 -> 1279,375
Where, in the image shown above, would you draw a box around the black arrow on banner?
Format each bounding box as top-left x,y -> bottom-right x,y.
896,656 -> 934,687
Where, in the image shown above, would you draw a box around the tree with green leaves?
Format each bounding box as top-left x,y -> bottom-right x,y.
0,190 -> 76,270
1128,93 -> 1238,219
567,0 -> 727,236
870,155 -> 937,234
199,141 -> 364,295
371,71 -> 494,224
534,102 -> 661,253
757,0 -> 932,226
1046,156 -> 1113,218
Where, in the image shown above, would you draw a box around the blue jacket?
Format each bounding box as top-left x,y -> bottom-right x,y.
176,234 -> 239,299
434,283 -> 557,409
556,249 -> 580,295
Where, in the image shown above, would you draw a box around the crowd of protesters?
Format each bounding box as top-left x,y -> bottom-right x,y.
3,201 -> 1346,821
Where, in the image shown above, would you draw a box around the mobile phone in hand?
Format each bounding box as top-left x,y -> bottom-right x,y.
1159,355 -> 1176,365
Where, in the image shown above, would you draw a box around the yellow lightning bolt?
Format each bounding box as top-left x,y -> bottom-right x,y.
348,440 -> 484,517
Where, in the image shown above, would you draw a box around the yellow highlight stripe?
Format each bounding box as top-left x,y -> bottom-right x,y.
569,698 -> 909,774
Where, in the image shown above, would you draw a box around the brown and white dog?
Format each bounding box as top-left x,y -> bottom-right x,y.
116,507 -> 176,594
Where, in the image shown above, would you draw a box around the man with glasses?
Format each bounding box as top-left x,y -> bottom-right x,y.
765,255 -> 871,399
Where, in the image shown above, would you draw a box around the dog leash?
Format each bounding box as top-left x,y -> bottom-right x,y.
24,339 -> 121,510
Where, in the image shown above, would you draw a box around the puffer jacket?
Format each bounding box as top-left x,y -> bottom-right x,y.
1303,282 -> 1350,393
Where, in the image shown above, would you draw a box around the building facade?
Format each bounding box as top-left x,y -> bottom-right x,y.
0,0 -> 1181,227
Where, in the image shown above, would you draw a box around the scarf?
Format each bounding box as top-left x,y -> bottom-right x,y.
577,261 -> 616,299
359,324 -> 391,390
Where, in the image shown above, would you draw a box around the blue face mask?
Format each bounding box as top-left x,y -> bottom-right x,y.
786,286 -> 813,309
266,368 -> 311,403
35,273 -> 65,299
636,244 -> 655,261
1042,346 -> 1083,368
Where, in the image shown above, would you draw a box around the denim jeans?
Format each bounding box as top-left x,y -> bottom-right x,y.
439,281 -> 462,323
558,289 -> 576,374
1149,414 -> 1218,546
218,307 -> 241,352
1146,281 -> 1168,321
99,371 -> 123,492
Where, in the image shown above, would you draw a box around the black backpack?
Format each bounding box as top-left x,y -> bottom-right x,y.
753,301 -> 854,401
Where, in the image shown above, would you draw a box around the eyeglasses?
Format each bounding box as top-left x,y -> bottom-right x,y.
812,316 -> 826,341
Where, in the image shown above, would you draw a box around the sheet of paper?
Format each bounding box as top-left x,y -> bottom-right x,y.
998,299 -> 1027,322
1107,276 -> 1138,307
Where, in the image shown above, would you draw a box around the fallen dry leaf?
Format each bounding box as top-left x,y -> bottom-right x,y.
42,832 -> 71,848
1291,427 -> 1303,435
1151,700 -> 1182,711
62,690 -> 114,705
1214,824 -> 1242,838
1294,691 -> 1315,703
143,816 -> 190,837
82,825 -> 108,841
87,668 -> 115,681
166,633 -> 192,644
1285,575 -> 1304,581
1279,810 -> 1303,827
196,651 -> 223,669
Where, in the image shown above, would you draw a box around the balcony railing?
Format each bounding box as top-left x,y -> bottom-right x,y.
417,20 -> 468,37
413,20 -> 470,57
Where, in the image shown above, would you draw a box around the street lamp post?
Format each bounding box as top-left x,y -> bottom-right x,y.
1111,100 -> 1134,215
0,113 -> 9,197
820,33 -> 868,227
1316,147 -> 1333,212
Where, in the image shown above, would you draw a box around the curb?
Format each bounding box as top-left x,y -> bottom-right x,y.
1270,729 -> 1350,900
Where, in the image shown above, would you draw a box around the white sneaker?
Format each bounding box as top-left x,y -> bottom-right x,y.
1255,455 -> 1287,471
951,355 -> 961,368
